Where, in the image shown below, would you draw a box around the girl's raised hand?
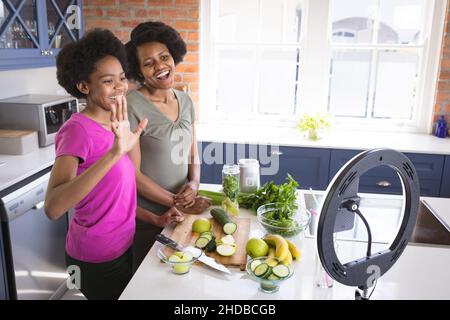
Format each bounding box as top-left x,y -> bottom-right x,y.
110,95 -> 148,156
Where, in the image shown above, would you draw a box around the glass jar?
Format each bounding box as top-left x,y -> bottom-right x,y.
222,164 -> 240,216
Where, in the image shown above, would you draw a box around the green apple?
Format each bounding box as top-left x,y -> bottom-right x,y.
192,218 -> 211,233
246,238 -> 269,258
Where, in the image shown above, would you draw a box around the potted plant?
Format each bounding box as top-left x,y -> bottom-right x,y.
297,113 -> 332,141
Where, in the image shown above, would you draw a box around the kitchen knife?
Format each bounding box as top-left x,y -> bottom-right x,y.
156,233 -> 231,274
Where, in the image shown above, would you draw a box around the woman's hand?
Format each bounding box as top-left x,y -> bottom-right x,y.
156,207 -> 185,227
110,95 -> 148,156
176,196 -> 212,214
174,180 -> 199,207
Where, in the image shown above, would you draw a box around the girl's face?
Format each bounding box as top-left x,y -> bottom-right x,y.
137,41 -> 176,90
82,55 -> 128,110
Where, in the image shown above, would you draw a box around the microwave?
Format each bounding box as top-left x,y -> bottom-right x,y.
0,94 -> 78,147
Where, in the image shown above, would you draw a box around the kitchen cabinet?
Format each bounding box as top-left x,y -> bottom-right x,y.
199,142 -> 330,190
329,149 -> 444,197
258,145 -> 330,190
199,141 -> 223,184
440,156 -> 450,197
199,141 -> 447,197
0,0 -> 84,71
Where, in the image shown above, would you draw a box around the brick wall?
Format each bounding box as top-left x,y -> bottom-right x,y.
83,0 -> 200,111
434,0 -> 450,131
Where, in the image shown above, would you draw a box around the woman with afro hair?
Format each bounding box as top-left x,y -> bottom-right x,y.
44,29 -> 180,299
125,21 -> 211,271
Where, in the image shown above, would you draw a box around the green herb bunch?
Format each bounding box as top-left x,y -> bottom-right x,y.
239,174 -> 298,214
222,174 -> 239,201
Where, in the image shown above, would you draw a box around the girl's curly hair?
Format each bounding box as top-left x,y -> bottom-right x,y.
56,29 -> 128,98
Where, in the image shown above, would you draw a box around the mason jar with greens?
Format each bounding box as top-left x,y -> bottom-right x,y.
222,164 -> 240,216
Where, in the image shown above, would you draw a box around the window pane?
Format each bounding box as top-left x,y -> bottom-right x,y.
217,0 -> 259,42
378,0 -> 425,45
258,49 -> 299,114
216,48 -> 257,113
330,0 -> 378,44
373,50 -> 419,119
328,50 -> 371,117
260,0 -> 303,43
20,0 -> 38,39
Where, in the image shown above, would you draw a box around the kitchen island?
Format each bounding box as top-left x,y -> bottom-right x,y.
120,185 -> 450,300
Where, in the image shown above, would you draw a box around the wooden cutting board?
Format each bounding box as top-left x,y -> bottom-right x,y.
169,213 -> 251,271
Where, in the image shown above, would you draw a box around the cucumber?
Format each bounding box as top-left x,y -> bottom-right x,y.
205,238 -> 217,252
272,264 -> 290,278
195,236 -> 211,249
254,263 -> 271,278
210,208 -> 237,235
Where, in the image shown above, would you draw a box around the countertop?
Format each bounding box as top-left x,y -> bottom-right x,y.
0,145 -> 55,192
119,185 -> 450,300
196,123 -> 450,155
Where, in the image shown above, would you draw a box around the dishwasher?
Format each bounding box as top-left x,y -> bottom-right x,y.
0,167 -> 69,300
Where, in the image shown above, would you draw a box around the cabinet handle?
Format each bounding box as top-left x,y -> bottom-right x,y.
271,150 -> 283,156
376,180 -> 391,187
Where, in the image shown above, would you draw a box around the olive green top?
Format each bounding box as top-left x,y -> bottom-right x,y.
127,89 -> 195,215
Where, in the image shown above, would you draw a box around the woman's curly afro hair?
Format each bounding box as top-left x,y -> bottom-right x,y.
56,28 -> 128,99
125,21 -> 187,83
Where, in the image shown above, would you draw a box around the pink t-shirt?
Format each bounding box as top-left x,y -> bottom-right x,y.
55,113 -> 136,263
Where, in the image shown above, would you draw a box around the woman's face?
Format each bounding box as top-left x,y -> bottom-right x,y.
136,41 -> 176,90
84,55 -> 128,111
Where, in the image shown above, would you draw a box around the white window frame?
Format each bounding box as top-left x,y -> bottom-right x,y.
200,0 -> 447,133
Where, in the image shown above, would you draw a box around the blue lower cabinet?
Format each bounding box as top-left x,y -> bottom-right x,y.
440,156 -> 450,197
329,149 -> 444,197
199,142 -> 223,184
258,146 -> 330,190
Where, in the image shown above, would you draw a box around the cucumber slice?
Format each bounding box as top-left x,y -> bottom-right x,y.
250,259 -> 262,272
199,232 -> 213,241
272,264 -> 290,278
216,244 -> 236,257
223,222 -> 237,235
254,263 -> 270,277
195,236 -> 211,249
267,274 -> 280,281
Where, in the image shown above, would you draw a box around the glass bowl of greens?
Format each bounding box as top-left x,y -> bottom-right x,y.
257,203 -> 311,238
